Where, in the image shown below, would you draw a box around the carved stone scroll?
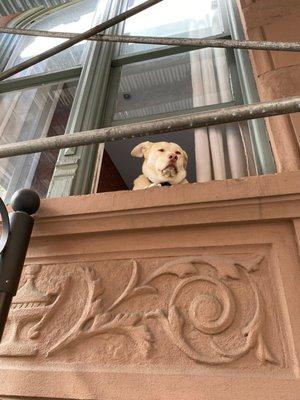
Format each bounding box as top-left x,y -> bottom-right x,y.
0,254 -> 280,367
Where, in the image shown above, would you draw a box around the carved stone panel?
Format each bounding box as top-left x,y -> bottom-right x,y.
0,251 -> 291,375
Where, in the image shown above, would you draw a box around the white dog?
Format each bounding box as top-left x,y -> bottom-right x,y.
131,141 -> 188,190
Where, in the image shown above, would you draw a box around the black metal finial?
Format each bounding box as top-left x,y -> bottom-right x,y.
10,189 -> 40,215
0,188 -> 40,341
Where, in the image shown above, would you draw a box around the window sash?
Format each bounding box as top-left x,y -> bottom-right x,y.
103,46 -> 243,128
224,0 -> 275,174
111,33 -> 232,67
0,67 -> 82,94
115,0 -> 231,58
105,101 -> 237,128
47,0 -> 120,197
44,0 -> 274,197
90,0 -> 274,190
0,7 -> 46,72
0,79 -> 78,201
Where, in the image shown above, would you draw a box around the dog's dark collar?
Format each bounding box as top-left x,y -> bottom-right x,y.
150,181 -> 172,187
149,179 -> 172,187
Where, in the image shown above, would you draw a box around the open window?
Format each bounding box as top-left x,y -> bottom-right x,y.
91,0 -> 275,192
0,0 -> 276,199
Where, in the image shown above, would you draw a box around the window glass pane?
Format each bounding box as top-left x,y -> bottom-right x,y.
120,0 -> 224,56
112,48 -> 233,121
0,80 -> 78,202
4,0 -> 99,79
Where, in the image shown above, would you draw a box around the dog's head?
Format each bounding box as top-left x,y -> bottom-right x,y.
131,141 -> 188,184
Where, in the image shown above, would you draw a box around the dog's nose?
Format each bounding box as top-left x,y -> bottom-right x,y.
168,153 -> 178,161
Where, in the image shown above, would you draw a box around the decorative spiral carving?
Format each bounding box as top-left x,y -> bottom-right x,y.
46,254 -> 275,366
170,275 -> 236,335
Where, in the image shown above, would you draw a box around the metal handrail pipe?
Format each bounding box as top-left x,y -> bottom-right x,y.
0,96 -> 298,159
1,27 -> 299,52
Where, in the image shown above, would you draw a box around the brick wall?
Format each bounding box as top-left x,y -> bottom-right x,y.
238,0 -> 300,171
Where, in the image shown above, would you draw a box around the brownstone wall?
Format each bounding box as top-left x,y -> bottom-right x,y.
237,0 -> 300,172
1,172 -> 300,399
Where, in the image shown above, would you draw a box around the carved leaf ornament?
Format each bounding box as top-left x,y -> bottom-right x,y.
45,254 -> 276,366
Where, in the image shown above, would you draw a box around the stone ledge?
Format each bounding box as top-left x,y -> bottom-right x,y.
35,171 -> 300,218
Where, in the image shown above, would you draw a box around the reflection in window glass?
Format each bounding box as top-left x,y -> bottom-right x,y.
121,0 -> 224,55
4,0 -> 99,78
0,80 -> 78,201
113,49 -> 233,121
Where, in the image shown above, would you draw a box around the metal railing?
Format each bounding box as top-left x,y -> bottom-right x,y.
0,0 -> 299,159
1,27 -> 300,52
0,97 -> 298,158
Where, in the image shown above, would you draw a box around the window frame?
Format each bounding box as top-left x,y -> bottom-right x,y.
1,0 -> 276,199
87,0 -> 275,192
103,40 -> 243,128
0,0 -> 98,200
224,0 -> 276,175
0,67 -> 82,94
49,0 -> 276,196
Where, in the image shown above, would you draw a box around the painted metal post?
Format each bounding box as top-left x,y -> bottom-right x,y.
0,28 -> 299,52
0,189 -> 40,340
0,96 -> 297,159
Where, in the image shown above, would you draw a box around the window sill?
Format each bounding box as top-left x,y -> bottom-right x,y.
30,170 -> 300,242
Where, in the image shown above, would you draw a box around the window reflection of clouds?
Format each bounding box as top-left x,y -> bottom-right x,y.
20,12 -> 94,58
121,0 -> 223,55
4,0 -> 98,78
124,0 -> 220,33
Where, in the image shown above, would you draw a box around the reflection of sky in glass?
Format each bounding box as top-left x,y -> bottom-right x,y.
4,0 -> 98,78
124,0 -> 219,34
20,12 -> 94,58
121,0 -> 223,55
0,80 -> 78,201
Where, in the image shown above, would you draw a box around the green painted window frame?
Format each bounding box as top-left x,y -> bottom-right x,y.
88,0 -> 275,190
0,0 -> 101,199
224,0 -> 276,174
0,0 -> 276,199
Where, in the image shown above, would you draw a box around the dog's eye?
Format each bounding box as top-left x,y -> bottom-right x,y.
175,151 -> 181,155
158,149 -> 165,152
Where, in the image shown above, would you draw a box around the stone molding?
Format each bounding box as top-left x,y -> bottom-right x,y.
237,0 -> 300,172
0,255 -> 275,366
0,172 -> 299,399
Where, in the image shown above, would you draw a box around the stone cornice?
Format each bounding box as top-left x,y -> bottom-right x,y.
32,172 -> 300,238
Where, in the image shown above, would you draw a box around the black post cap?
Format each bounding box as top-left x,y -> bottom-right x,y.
10,189 -> 40,215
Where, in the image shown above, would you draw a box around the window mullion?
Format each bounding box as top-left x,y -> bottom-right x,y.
0,67 -> 82,94
108,100 -> 238,127
112,33 -> 232,67
47,0 -> 122,198
225,0 -> 276,175
226,48 -> 243,103
218,0 -> 230,35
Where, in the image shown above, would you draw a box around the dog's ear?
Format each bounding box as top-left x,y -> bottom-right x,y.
131,141 -> 152,158
182,150 -> 188,168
